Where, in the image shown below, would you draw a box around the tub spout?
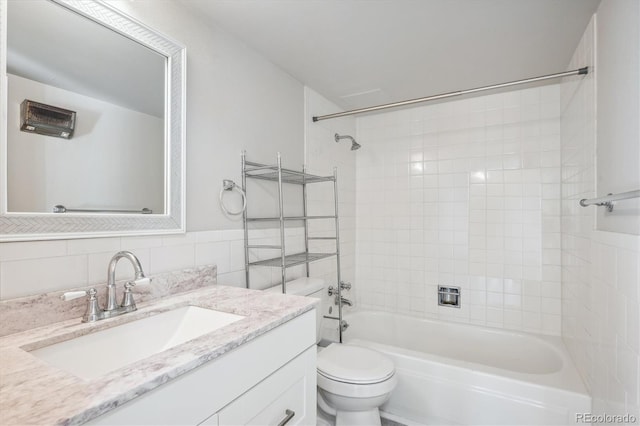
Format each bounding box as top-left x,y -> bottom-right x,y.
335,295 -> 353,306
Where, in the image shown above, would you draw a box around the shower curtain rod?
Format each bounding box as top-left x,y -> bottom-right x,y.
312,67 -> 589,122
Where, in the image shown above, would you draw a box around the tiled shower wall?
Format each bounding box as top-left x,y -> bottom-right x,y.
304,88 -> 356,290
561,13 -> 640,418
304,87 -> 357,340
355,84 -> 563,335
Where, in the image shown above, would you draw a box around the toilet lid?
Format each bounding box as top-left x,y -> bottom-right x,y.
317,344 -> 395,384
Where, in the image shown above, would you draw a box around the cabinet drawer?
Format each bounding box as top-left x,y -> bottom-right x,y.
215,346 -> 316,426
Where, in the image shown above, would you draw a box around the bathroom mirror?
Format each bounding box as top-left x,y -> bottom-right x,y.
0,0 -> 186,241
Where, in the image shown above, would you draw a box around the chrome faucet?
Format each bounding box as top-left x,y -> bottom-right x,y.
106,251 -> 147,311
328,283 -> 353,306
61,251 -> 149,322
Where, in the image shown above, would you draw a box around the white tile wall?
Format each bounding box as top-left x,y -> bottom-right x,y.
561,14 -> 640,420
0,220 -> 319,299
355,83 -> 563,335
0,230 -> 248,299
245,227 -> 311,290
304,87 -> 357,341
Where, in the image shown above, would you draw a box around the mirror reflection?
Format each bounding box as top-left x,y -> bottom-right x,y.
6,0 -> 167,214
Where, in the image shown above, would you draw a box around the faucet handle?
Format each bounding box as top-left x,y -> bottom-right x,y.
61,291 -> 88,301
121,282 -> 136,308
61,288 -> 101,322
61,288 -> 97,301
121,277 -> 151,308
133,277 -> 151,286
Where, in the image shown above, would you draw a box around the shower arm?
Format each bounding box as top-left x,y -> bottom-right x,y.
335,134 -> 355,144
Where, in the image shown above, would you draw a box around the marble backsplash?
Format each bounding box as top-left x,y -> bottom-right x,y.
0,265 -> 217,337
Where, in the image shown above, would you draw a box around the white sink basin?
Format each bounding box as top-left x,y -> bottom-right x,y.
29,306 -> 244,380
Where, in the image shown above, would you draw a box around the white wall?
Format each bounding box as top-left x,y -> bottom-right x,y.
0,0 -> 305,298
102,0 -> 305,232
355,84 -> 563,335
304,87 -> 357,340
595,0 -> 640,234
561,7 -> 640,420
7,74 -> 164,214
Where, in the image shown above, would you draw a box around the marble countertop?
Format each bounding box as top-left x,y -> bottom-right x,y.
0,285 -> 317,425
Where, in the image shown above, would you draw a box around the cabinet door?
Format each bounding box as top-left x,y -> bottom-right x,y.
216,346 -> 316,426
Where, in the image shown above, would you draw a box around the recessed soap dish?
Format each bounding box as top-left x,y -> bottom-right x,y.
438,286 -> 460,308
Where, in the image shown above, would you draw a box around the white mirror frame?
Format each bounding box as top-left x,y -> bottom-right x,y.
0,0 -> 186,241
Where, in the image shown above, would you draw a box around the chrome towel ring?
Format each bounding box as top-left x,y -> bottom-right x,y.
219,179 -> 246,216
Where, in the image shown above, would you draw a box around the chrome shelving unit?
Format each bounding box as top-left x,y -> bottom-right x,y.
249,252 -> 337,268
242,151 -> 345,341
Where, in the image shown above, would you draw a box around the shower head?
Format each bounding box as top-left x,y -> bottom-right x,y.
335,133 -> 361,151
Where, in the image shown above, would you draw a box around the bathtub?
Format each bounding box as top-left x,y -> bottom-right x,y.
341,310 -> 590,425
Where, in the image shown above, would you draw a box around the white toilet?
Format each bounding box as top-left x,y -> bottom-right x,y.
267,277 -> 397,426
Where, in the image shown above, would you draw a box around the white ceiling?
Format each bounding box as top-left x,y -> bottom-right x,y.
179,0 -> 601,110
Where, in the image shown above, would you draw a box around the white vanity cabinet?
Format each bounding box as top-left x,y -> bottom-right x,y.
89,310 -> 317,426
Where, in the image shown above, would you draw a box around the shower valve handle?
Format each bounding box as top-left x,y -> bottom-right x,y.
340,281 -> 352,291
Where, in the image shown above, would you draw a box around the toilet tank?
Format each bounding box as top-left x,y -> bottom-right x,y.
266,277 -> 325,343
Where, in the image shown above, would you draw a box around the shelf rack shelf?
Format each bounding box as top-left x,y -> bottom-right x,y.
244,160 -> 335,184
242,152 -> 345,342
245,215 -> 337,222
248,252 -> 338,268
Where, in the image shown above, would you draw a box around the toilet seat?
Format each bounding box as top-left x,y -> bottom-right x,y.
317,369 -> 397,399
317,344 -> 395,384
